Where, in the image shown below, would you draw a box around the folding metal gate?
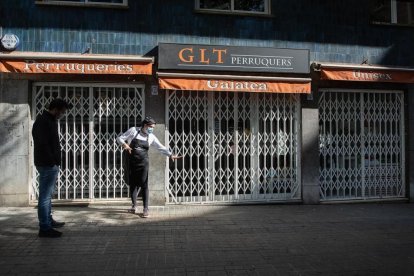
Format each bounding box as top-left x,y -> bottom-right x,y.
319,89 -> 405,201
166,90 -> 301,203
32,83 -> 144,201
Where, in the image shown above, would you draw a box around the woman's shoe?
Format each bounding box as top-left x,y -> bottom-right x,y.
127,206 -> 137,214
142,208 -> 149,218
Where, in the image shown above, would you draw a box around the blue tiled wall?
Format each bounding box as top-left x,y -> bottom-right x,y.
0,0 -> 413,66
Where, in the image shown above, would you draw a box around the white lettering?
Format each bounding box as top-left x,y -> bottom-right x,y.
206,80 -> 267,91
86,64 -> 95,71
207,80 -> 218,89
24,60 -> 36,71
95,64 -> 105,71
66,64 -> 76,71
35,63 -> 44,70
76,63 -> 85,73
221,82 -> 230,90
231,55 -> 293,68
353,70 -> 393,81
22,60 -> 137,73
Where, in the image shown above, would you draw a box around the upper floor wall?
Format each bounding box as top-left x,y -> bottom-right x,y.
0,0 -> 413,67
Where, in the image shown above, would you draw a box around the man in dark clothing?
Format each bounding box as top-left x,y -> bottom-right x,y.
32,98 -> 70,238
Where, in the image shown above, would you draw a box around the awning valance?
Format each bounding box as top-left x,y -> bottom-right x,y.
317,63 -> 414,83
158,73 -> 311,94
0,52 -> 154,75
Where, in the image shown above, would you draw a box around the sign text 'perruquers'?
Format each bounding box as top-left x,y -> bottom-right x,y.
159,43 -> 310,74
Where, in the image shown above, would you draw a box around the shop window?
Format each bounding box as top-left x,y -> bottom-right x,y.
35,0 -> 128,8
371,0 -> 414,26
195,0 -> 270,15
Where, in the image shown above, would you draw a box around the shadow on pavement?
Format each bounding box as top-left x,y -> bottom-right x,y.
0,203 -> 414,275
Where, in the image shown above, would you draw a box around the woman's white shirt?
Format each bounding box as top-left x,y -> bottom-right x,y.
117,127 -> 172,157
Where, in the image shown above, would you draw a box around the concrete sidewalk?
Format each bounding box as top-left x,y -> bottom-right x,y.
0,203 -> 413,276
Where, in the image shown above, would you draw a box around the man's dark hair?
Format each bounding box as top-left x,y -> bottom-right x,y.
48,99 -> 70,110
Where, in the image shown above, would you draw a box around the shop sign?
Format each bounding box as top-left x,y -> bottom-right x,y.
1,34 -> 20,51
321,67 -> 414,83
159,43 -> 310,74
0,59 -> 153,75
151,85 -> 159,95
158,77 -> 311,94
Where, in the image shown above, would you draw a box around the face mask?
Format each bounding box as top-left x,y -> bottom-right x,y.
147,127 -> 154,134
57,113 -> 65,120
55,109 -> 66,120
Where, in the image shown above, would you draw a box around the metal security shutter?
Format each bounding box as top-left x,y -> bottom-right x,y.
166,90 -> 301,203
32,83 -> 144,201
319,89 -> 405,201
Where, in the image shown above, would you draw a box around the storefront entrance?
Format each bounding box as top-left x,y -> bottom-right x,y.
32,83 -> 145,201
166,90 -> 301,203
319,89 -> 405,201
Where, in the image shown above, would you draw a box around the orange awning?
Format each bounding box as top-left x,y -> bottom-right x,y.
319,63 -> 414,83
158,73 -> 311,94
0,52 -> 154,75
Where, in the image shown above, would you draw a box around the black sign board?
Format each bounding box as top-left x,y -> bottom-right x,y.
158,43 -> 310,74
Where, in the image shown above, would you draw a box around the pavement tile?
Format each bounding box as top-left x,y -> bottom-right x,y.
0,204 -> 414,275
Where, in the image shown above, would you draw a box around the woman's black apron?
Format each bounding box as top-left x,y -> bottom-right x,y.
128,136 -> 149,189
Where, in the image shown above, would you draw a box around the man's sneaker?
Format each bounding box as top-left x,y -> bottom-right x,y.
51,219 -> 65,228
128,206 -> 137,214
38,228 -> 62,238
142,208 -> 149,218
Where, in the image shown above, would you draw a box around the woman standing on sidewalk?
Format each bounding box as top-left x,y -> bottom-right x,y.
117,116 -> 181,218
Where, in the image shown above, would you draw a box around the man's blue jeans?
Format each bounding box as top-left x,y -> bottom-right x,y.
37,165 -> 59,231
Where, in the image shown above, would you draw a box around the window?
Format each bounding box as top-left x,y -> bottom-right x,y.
195,0 -> 270,15
36,0 -> 128,8
371,0 -> 414,25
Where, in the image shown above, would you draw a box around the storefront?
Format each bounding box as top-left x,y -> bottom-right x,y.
0,52 -> 153,202
157,43 -> 311,204
314,63 -> 414,202
4,48 -> 411,206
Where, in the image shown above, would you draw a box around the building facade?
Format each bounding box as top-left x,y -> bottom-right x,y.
0,0 -> 413,206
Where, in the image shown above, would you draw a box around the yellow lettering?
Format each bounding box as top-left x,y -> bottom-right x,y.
178,48 -> 194,63
199,48 -> 210,64
213,49 -> 227,64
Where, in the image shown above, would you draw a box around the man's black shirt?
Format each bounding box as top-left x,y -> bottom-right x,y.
32,111 -> 61,167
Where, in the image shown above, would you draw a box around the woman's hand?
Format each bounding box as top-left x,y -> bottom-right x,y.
123,144 -> 132,154
170,155 -> 183,162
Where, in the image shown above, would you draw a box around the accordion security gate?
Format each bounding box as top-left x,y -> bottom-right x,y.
32,83 -> 144,201
166,90 -> 301,203
319,89 -> 405,201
